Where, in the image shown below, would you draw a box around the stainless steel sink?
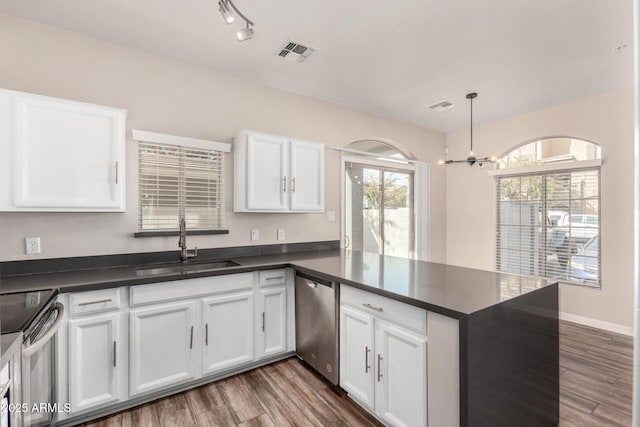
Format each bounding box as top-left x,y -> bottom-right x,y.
135,260 -> 240,276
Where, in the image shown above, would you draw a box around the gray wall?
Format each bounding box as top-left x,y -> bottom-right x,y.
446,88 -> 635,332
0,13 -> 447,262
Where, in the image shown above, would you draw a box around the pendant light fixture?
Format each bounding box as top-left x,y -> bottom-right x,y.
218,0 -> 254,42
438,92 -> 496,167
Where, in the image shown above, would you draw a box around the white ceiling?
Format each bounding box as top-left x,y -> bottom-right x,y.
0,0 -> 633,133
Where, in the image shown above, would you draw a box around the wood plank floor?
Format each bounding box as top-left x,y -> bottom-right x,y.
559,321 -> 633,426
78,320 -> 633,427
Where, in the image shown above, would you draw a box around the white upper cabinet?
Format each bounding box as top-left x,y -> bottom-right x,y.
290,140 -> 324,211
245,132 -> 288,211
234,130 -> 324,213
0,88 -> 126,212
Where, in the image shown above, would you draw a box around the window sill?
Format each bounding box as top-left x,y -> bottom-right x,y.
134,229 -> 230,238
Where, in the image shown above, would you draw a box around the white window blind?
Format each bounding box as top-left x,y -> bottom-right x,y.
496,167 -> 600,287
138,141 -> 225,231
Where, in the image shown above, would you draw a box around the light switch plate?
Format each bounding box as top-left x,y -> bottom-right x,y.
326,211 -> 336,222
251,229 -> 259,241
277,229 -> 285,240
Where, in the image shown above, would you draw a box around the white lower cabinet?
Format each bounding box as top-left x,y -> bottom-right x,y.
202,291 -> 254,374
375,322 -> 427,427
340,306 -> 375,409
58,270 -> 295,423
256,286 -> 287,359
340,286 -> 428,427
68,312 -> 123,412
129,300 -> 197,396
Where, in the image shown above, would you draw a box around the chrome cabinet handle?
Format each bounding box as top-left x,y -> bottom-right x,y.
115,161 -> 119,184
365,346 -> 371,373
345,235 -> 350,249
266,276 -> 285,281
283,176 -> 287,192
205,323 -> 208,346
113,341 -> 117,368
190,326 -> 194,349
362,303 -> 383,312
78,299 -> 112,306
377,354 -> 383,382
292,177 -> 296,193
261,312 -> 265,332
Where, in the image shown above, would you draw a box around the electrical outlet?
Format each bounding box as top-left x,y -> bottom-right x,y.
326,211 -> 336,222
277,229 -> 285,241
25,292 -> 41,308
25,237 -> 41,255
250,229 -> 259,241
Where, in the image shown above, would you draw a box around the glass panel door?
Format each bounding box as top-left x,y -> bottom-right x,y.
345,162 -> 414,257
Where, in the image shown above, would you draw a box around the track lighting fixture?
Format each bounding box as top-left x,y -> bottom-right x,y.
438,92 -> 496,167
217,0 -> 254,42
218,0 -> 235,24
236,23 -> 254,42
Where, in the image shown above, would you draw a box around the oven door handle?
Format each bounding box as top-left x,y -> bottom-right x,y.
22,302 -> 65,358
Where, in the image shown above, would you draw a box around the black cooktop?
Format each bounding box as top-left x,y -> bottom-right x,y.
0,289 -> 58,334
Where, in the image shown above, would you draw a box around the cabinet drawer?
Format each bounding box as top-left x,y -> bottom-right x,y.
130,273 -> 253,306
340,285 -> 426,335
69,288 -> 121,317
259,269 -> 287,287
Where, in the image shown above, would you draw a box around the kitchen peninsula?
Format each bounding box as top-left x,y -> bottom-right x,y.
0,245 -> 558,426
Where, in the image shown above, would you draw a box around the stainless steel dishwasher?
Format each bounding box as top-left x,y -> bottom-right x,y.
295,271 -> 339,385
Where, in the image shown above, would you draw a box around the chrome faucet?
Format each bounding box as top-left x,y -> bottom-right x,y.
179,217 -> 197,263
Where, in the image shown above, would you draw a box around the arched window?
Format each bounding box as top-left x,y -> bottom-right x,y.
497,137 -> 601,169
491,137 -> 601,288
345,139 -> 415,160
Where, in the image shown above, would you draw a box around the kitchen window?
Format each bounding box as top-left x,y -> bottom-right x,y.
133,130 -> 230,236
491,137 -> 601,287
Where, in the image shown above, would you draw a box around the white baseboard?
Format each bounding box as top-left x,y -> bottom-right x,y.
560,312 -> 633,336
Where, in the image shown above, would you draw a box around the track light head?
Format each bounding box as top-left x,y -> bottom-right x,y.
218,0 -> 235,24
236,24 -> 254,42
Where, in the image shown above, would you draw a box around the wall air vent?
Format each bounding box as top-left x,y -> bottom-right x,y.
276,40 -> 316,63
428,101 -> 454,112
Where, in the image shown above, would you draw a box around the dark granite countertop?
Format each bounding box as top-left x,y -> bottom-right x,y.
0,249 -> 553,319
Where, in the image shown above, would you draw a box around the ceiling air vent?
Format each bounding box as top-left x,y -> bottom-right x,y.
276,40 -> 316,63
428,101 -> 454,112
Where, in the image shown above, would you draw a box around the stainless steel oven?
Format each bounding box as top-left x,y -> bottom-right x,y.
20,300 -> 64,427
1,289 -> 63,427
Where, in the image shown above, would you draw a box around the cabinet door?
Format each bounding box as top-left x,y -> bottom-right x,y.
6,91 -> 126,211
69,312 -> 122,412
256,286 -> 287,359
246,133 -> 288,210
374,322 -> 427,427
290,140 -> 324,211
129,301 -> 196,396
339,305 -> 375,410
202,292 -> 254,375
